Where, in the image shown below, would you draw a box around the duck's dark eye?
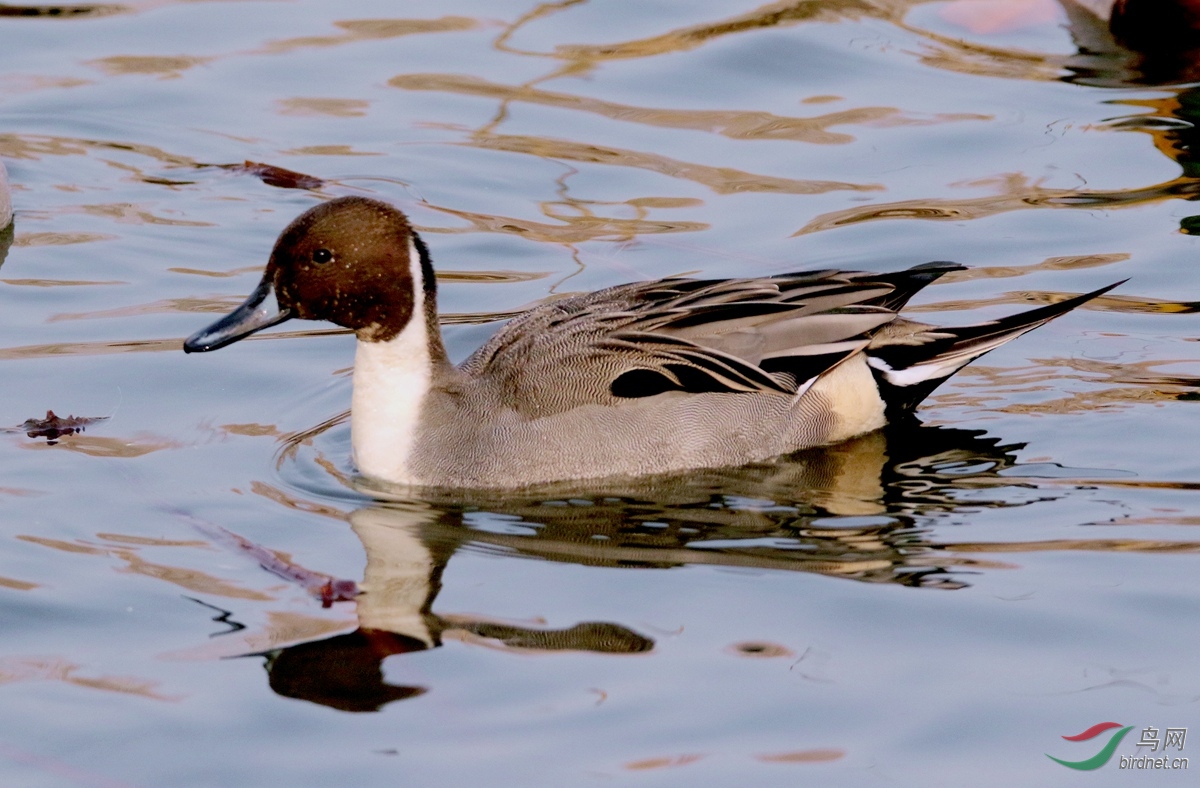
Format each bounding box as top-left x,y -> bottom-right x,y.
312,248 -> 333,265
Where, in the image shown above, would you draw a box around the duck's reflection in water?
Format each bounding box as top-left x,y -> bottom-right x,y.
260,503 -> 655,712
399,427 -> 1033,590
0,221 -> 13,270
1057,1 -> 1200,237
234,421 -> 1044,712
1059,0 -> 1200,86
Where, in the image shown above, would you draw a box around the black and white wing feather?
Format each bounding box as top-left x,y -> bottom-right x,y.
461,263 -> 965,418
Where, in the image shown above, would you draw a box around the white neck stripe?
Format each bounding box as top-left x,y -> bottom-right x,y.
349,236 -> 433,485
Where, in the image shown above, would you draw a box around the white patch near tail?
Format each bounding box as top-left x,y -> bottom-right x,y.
805,355 -> 887,443
351,239 -> 432,485
867,320 -> 1048,388
867,354 -> 964,387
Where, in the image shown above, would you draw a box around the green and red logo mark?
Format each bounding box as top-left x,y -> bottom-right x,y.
1047,722 -> 1134,770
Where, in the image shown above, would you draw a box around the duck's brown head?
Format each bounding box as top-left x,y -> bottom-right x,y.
184,196 -> 436,353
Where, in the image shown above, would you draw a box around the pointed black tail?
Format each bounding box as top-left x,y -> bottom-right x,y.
867,280 -> 1125,414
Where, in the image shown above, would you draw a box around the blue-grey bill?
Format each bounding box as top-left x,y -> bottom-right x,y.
183,278 -> 293,353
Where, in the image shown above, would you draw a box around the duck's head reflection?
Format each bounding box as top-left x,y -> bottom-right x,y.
1061,0 -> 1200,84
251,505 -> 654,712
1055,0 -> 1200,232
247,421 -> 1029,712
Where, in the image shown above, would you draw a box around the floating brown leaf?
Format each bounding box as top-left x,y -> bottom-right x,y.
229,160 -> 325,190
17,410 -> 106,443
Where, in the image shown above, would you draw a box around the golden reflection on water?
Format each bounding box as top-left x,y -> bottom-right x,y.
1,277 -> 125,287
932,253 -> 1130,283
0,574 -> 38,590
248,480 -> 347,520
426,200 -> 708,244
754,748 -> 845,763
166,264 -> 263,279
946,538 -> 1200,554
936,353 -> 1200,415
466,132 -> 881,196
256,15 -> 481,56
280,144 -> 381,157
0,132 -> 196,167
899,18 -> 1067,82
11,232 -> 116,247
275,98 -> 371,119
76,203 -> 212,227
783,5 -> 1200,233
18,433 -> 179,458
508,0 -> 913,64
0,656 -> 181,702
0,336 -> 187,360
47,295 -> 244,322
16,534 -> 274,600
623,754 -> 704,771
792,171 -> 1200,235
0,74 -> 91,95
218,422 -> 280,438
906,288 -> 1125,314
388,73 -> 989,146
0,486 -> 39,497
0,328 -> 347,360
86,55 -> 212,79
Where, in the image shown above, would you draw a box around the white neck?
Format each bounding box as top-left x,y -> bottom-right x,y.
351,239 -> 434,486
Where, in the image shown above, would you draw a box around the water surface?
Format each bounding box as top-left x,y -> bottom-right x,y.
2,1 -> 1199,785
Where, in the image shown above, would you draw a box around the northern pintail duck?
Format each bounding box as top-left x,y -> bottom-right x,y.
184,197 -> 1118,488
